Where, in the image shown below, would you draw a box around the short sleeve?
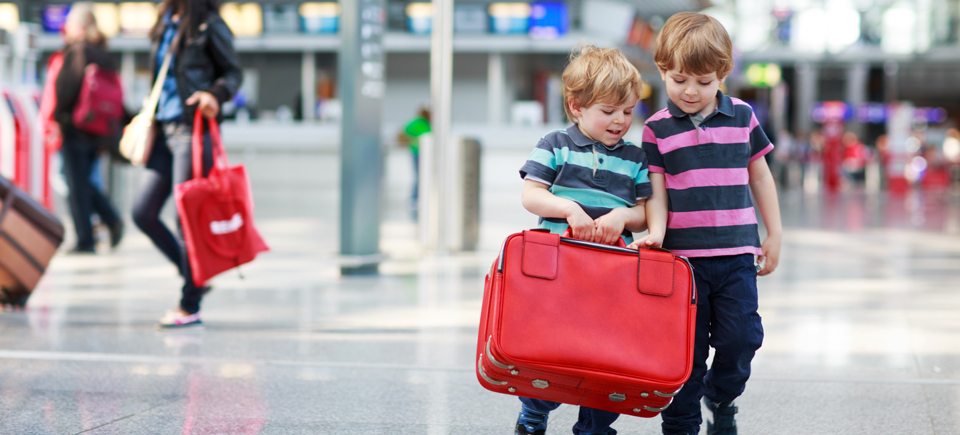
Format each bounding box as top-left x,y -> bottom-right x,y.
519,139 -> 559,185
748,112 -> 774,162
641,125 -> 664,174
634,150 -> 652,199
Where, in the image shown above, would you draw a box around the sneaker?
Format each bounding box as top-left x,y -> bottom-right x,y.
157,310 -> 202,328
515,408 -> 548,435
703,397 -> 738,435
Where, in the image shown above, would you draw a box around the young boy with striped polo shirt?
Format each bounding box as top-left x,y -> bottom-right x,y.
514,45 -> 652,435
629,12 -> 783,435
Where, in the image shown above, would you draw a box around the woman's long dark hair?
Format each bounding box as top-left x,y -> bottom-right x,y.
150,0 -> 221,50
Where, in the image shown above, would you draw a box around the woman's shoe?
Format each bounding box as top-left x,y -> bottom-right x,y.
67,246 -> 97,255
108,220 -> 124,249
157,310 -> 202,328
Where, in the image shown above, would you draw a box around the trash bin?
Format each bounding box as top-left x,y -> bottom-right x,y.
418,134 -> 482,251
459,137 -> 481,251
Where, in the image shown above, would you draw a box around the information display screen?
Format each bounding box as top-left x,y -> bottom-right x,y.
300,2 -> 339,34
529,2 -> 567,39
41,4 -> 70,33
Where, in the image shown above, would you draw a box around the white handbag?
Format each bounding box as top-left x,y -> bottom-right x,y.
119,52 -> 172,166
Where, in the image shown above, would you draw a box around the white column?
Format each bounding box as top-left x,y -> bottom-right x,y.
487,52 -> 503,126
794,61 -> 819,135
302,51 -> 316,121
845,62 -> 868,137
121,51 -> 136,111
426,0 -> 454,252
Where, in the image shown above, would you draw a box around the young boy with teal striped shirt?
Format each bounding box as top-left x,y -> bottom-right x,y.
513,45 -> 651,435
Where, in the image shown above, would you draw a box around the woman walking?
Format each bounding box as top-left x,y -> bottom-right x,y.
52,3 -> 124,253
132,0 -> 242,327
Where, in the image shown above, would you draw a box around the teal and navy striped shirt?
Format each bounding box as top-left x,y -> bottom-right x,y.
519,124 -> 653,243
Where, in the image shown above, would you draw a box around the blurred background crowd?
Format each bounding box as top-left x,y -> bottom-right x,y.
0,0 -> 959,241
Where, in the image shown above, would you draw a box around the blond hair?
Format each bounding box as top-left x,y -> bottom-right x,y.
561,45 -> 642,123
64,2 -> 106,46
654,12 -> 732,79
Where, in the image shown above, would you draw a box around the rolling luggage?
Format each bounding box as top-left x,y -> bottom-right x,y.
0,175 -> 64,306
476,229 -> 697,417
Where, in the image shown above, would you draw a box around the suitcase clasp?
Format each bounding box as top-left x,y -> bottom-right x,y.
532,379 -> 549,389
609,393 -> 626,402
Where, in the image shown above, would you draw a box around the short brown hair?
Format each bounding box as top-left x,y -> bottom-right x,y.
561,45 -> 643,123
654,12 -> 733,79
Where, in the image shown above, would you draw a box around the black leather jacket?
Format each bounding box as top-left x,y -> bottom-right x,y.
149,14 -> 242,124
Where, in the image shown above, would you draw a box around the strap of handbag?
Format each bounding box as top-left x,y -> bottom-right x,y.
191,109 -> 228,180
143,52 -> 173,117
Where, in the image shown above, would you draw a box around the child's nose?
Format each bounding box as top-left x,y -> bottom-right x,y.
684,86 -> 697,96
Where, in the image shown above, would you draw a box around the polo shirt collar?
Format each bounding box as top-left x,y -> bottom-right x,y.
566,124 -> 625,150
667,90 -> 735,119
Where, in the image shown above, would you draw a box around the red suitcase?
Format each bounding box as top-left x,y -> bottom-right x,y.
0,175 -> 65,307
476,229 -> 697,417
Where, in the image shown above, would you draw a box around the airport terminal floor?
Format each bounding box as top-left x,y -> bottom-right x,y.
2,148 -> 960,434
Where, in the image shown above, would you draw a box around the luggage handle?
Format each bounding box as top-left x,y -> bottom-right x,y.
561,228 -> 627,248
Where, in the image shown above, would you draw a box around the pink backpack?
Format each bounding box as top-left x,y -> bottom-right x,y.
72,64 -> 124,137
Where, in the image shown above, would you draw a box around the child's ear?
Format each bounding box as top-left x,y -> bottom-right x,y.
568,98 -> 583,118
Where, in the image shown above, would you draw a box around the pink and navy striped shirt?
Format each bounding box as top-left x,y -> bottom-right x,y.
642,91 -> 773,258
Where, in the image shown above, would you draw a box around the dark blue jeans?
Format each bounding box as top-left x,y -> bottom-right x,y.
131,121 -> 212,314
60,127 -> 121,250
661,254 -> 764,435
519,397 -> 619,435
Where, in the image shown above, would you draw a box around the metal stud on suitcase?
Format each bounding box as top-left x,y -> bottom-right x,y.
0,175 -> 64,306
476,229 -> 697,417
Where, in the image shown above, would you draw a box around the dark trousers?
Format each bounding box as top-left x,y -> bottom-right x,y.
60,127 -> 121,250
132,121 -> 213,314
661,254 -> 764,435
519,397 -> 619,435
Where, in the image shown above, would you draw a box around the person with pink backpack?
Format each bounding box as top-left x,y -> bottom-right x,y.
49,2 -> 124,253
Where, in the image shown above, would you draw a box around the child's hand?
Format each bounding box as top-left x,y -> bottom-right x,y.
627,233 -> 664,250
566,208 -> 597,242
757,233 -> 781,276
594,209 -> 628,246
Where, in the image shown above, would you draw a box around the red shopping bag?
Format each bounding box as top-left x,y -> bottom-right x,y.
174,110 -> 269,287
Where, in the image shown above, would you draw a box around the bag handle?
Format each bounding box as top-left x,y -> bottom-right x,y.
191,109 -> 228,179
143,52 -> 172,118
561,228 -> 627,248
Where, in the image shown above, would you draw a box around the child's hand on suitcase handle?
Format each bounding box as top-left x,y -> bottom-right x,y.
594,210 -> 628,246
627,232 -> 664,250
565,207 -> 597,243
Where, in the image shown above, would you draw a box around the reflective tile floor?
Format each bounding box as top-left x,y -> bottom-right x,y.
2,149 -> 960,434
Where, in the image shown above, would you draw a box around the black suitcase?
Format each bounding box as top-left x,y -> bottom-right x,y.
0,175 -> 64,306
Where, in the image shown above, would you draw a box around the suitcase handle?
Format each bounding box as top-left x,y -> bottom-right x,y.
561,228 -> 627,248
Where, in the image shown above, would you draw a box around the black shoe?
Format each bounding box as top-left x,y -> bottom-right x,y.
703,397 -> 738,435
67,246 -> 97,255
108,220 -> 124,249
515,406 -> 548,435
515,418 -> 546,435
